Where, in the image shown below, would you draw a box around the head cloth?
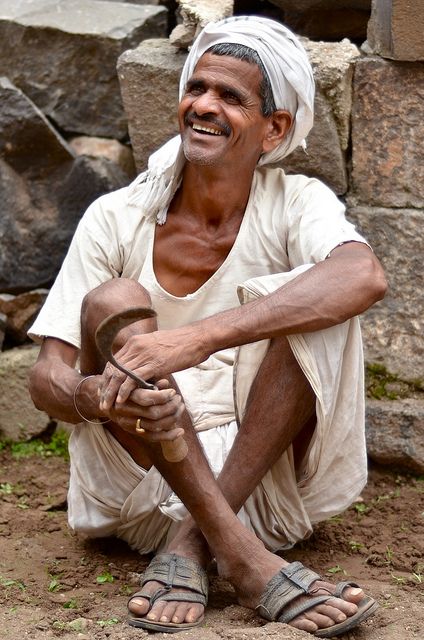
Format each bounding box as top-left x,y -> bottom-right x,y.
127,15 -> 315,223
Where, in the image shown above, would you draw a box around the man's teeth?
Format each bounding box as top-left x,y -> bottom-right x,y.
192,123 -> 223,135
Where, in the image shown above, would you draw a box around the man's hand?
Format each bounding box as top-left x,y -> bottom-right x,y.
98,326 -> 209,409
102,378 -> 186,443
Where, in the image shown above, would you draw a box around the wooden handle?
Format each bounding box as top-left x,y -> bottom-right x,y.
161,436 -> 188,463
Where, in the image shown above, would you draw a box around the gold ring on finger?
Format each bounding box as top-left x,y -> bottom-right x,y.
135,418 -> 145,434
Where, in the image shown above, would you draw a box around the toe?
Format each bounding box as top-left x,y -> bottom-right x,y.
343,586 -> 364,604
128,596 -> 150,616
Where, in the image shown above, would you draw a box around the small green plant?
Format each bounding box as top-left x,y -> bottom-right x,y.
0,482 -> 13,494
385,546 -> 394,565
119,584 -> 133,596
349,540 -> 364,552
391,573 -> 406,585
326,565 -> 346,576
96,570 -> 114,584
48,575 -> 63,593
63,598 -> 78,609
0,577 -> 26,592
353,502 -> 369,515
411,572 -> 423,584
328,514 -> 344,524
10,430 -> 69,460
97,617 -> 120,627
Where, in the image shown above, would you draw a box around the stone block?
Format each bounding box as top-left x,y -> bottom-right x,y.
351,57 -> 424,208
367,0 -> 424,62
118,38 -> 187,170
118,37 -> 358,195
0,79 -> 129,293
0,0 -> 167,139
0,346 -> 51,441
0,290 -> 48,345
366,398 -> 424,474
283,39 -> 359,195
69,136 -> 136,180
268,1 -> 370,9
347,206 -> 424,381
170,0 -> 233,49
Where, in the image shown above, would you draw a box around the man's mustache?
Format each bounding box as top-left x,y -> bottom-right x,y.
184,113 -> 231,137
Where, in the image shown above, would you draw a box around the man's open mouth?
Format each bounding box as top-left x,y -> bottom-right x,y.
191,123 -> 224,136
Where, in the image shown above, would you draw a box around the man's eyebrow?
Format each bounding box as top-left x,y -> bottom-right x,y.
185,77 -> 248,102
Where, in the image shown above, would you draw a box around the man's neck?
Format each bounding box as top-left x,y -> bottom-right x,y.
173,161 -> 257,223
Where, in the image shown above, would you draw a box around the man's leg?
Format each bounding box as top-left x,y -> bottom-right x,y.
82,279 -> 368,635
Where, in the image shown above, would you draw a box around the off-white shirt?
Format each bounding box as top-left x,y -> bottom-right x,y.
30,167 -> 366,431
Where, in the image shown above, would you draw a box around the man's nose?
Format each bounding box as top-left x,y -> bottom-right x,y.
192,90 -> 219,115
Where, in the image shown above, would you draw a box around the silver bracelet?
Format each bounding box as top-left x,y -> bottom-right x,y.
73,375 -> 110,425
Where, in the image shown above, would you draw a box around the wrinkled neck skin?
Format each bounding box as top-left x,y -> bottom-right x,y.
174,160 -> 257,224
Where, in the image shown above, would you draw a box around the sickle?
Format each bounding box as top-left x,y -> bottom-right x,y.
95,307 -> 188,463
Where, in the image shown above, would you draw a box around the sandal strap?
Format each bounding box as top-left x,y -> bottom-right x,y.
256,561 -> 322,621
279,595 -> 331,624
128,553 -> 208,610
333,580 -> 360,599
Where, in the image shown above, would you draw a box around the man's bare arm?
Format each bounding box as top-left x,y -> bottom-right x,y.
28,338 -> 103,423
101,242 -> 387,407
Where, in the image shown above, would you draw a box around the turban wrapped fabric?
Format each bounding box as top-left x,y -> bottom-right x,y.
127,15 -> 315,223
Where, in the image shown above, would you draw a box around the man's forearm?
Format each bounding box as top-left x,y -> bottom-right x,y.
197,244 -> 387,356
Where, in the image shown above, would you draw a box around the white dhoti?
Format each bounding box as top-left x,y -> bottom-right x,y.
67,267 -> 367,554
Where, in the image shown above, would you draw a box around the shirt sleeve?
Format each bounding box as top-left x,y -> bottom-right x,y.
28,193 -> 125,349
285,177 -> 369,268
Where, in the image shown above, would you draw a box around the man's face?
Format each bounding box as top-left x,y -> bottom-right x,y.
178,53 -> 272,168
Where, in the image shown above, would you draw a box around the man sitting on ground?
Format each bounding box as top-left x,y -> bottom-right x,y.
29,15 -> 386,637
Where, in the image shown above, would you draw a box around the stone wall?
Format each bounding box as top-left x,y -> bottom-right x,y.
1,0 -> 423,472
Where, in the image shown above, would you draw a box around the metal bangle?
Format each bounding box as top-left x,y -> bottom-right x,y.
73,375 -> 110,425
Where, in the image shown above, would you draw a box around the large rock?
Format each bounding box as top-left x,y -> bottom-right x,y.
0,79 -> 129,293
118,39 -> 186,170
367,0 -> 424,62
351,56 -> 424,208
170,0 -> 233,49
0,346 -> 51,441
0,290 -> 48,345
366,398 -> 424,474
0,0 -> 167,139
118,37 -> 358,195
69,136 -> 137,180
348,206 -> 424,381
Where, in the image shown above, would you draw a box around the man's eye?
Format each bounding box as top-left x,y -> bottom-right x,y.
223,91 -> 240,104
188,85 -> 204,96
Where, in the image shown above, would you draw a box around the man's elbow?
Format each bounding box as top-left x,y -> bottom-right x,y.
364,254 -> 388,306
28,361 -> 46,411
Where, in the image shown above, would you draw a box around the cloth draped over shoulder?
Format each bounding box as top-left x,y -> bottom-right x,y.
126,15 -> 315,224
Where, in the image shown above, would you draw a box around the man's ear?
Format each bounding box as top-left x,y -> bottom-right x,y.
262,110 -> 293,154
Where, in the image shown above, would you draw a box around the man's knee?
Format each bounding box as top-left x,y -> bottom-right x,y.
81,278 -> 151,331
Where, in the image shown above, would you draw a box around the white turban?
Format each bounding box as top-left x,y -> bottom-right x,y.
128,15 -> 315,223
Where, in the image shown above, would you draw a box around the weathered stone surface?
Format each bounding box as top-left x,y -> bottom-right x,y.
170,0 -> 233,49
347,206 -> 424,381
0,290 -> 48,344
119,37 -> 357,193
0,346 -> 51,441
367,0 -> 424,62
0,80 -> 129,293
283,39 -> 359,194
118,39 -> 187,170
0,0 -> 167,139
366,398 -> 424,474
351,57 -> 424,208
69,136 -> 136,180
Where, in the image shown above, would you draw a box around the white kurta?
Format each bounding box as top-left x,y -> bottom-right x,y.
29,167 -> 369,553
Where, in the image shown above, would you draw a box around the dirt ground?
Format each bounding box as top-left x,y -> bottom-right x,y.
0,444 -> 423,640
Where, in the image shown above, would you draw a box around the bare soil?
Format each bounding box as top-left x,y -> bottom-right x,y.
0,448 -> 423,640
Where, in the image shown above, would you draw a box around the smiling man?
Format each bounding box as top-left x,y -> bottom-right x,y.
29,15 -> 386,638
